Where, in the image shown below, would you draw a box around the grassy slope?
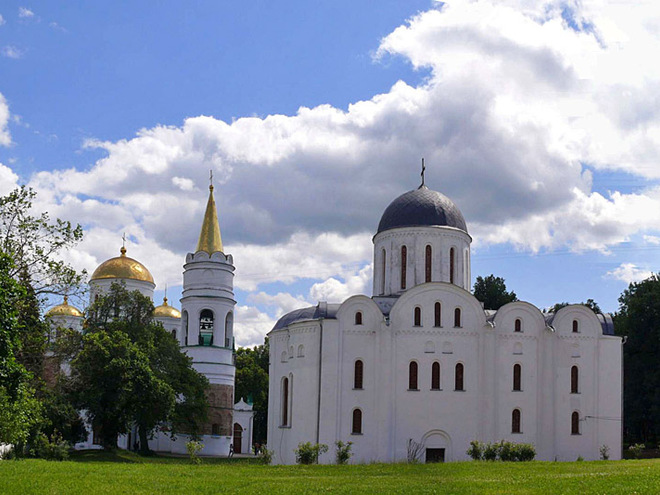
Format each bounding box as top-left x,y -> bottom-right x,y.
2,451 -> 660,494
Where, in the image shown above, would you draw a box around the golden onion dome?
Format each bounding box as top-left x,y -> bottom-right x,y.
153,297 -> 181,319
46,296 -> 83,318
91,246 -> 154,284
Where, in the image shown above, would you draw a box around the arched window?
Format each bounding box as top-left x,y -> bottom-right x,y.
225,312 -> 233,348
182,310 -> 189,346
434,302 -> 442,327
355,311 -> 363,325
431,362 -> 441,390
352,408 -> 362,434
425,245 -> 432,283
212,423 -> 220,436
297,345 -> 305,358
409,361 -> 418,390
572,320 -> 579,333
571,411 -> 580,435
381,249 -> 386,295
515,319 -> 522,332
513,364 -> 522,391
281,351 -> 287,363
455,363 -> 464,391
354,360 -> 364,389
281,377 -> 289,426
450,247 -> 455,284
414,307 -> 422,327
512,409 -> 521,434
171,329 -> 177,340
454,308 -> 461,327
571,365 -> 579,394
401,246 -> 407,290
199,309 -> 214,346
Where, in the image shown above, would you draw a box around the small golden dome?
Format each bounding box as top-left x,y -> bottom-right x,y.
46,296 -> 83,318
154,297 -> 181,319
91,246 -> 154,284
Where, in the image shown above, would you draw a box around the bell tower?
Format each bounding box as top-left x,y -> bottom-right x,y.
180,181 -> 236,455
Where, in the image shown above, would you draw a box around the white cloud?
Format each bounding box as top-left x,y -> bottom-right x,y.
0,93 -> 10,146
0,14 -> 6,26
1,45 -> 24,59
49,21 -> 66,33
18,7 -> 34,18
0,163 -> 19,196
309,265 -> 373,303
172,176 -> 194,191
233,305 -> 275,347
643,235 -> 660,245
606,263 -> 653,284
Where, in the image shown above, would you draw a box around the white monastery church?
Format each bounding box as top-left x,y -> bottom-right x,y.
45,184 -> 254,456
267,177 -> 623,464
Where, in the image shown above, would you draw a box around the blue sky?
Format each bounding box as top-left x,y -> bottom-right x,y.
2,1 -> 660,346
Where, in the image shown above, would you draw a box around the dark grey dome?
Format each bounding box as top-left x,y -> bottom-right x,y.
377,185 -> 468,234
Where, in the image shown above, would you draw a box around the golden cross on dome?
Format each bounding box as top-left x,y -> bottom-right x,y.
209,169 -> 214,191
122,232 -> 127,248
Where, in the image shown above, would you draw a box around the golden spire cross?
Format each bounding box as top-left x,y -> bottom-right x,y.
122,232 -> 127,248
209,169 -> 214,191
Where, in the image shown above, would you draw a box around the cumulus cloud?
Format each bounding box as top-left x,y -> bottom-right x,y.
0,14 -> 6,26
606,263 -> 653,284
0,93 -> 10,146
233,305 -> 276,347
0,163 -> 19,196
10,0 -> 660,341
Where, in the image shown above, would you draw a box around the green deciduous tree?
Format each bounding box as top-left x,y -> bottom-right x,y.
235,340 -> 269,444
71,283 -> 208,452
473,275 -> 518,310
548,299 -> 602,314
615,274 -> 660,444
0,186 -> 85,297
0,252 -> 42,445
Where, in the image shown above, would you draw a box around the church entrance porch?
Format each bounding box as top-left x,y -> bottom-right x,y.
425,448 -> 445,463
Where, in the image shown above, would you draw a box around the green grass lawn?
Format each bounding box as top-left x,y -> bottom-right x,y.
2,450 -> 660,494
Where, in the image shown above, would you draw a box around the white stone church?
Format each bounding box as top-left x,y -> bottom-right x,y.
267,179 -> 622,464
46,185 -> 254,456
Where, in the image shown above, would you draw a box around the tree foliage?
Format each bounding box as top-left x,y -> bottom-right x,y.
0,186 -> 85,296
0,252 -> 42,445
473,275 -> 518,310
70,283 -> 208,452
549,299 -> 601,314
615,274 -> 660,444
235,340 -> 269,444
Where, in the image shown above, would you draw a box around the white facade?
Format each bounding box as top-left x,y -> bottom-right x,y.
268,184 -> 622,464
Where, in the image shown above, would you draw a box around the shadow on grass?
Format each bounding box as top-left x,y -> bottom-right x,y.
69,449 -> 260,465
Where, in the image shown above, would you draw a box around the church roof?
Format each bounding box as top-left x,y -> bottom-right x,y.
377,185 -> 467,234
45,296 -> 83,318
91,246 -> 154,284
153,297 -> 181,319
196,185 -> 223,254
273,303 -> 340,330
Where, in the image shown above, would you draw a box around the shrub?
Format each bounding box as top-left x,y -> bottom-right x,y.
32,431 -> 69,461
406,439 -> 424,463
629,443 -> 645,459
576,456 -> 584,462
467,440 -> 535,462
466,440 -> 484,460
335,441 -> 353,465
186,440 -> 204,464
256,444 -> 273,465
600,444 -> 610,460
294,442 -> 328,465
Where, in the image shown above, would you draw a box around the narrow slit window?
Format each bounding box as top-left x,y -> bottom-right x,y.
572,320 -> 579,333
571,366 -> 579,394
513,364 -> 522,391
431,362 -> 441,390
512,409 -> 521,433
401,246 -> 407,290
414,307 -> 422,327
450,247 -> 455,284
571,411 -> 580,435
355,311 -> 363,325
354,360 -> 364,389
409,361 -> 418,390
425,245 -> 432,283
281,377 -> 289,426
381,249 -> 386,295
455,363 -> 464,391
352,409 -> 362,434
515,319 -> 521,332
434,302 -> 442,327
454,308 -> 461,327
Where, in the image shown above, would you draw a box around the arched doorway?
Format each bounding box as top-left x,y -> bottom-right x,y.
233,423 -> 243,454
421,430 -> 452,463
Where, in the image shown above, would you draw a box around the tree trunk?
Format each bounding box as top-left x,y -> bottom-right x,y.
138,424 -> 151,455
